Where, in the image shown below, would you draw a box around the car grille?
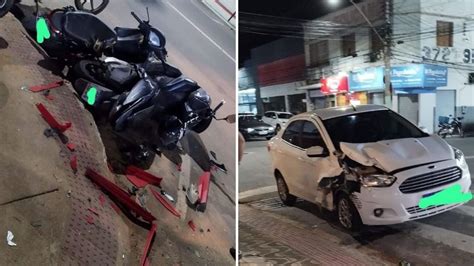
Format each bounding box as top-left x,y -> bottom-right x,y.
399,166 -> 462,194
254,127 -> 272,132
406,204 -> 460,220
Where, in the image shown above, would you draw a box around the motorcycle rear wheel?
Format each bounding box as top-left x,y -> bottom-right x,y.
75,0 -> 109,15
0,0 -> 14,18
73,60 -> 107,93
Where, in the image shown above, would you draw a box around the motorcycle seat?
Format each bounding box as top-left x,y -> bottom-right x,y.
115,27 -> 143,38
63,12 -> 116,49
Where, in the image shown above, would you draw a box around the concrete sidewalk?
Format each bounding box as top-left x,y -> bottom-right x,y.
0,13 -> 130,264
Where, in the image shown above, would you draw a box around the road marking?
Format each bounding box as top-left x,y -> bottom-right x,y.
239,185 -> 277,201
165,1 -> 235,62
464,155 -> 474,160
411,221 -> 474,254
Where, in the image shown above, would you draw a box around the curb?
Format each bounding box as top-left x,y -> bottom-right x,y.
201,0 -> 236,30
239,185 -> 277,203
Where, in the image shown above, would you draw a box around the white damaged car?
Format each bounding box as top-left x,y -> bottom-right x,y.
268,105 -> 471,230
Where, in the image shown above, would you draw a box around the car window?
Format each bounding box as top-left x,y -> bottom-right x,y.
239,115 -> 259,122
300,121 -> 328,150
264,112 -> 273,118
277,113 -> 293,119
323,110 -> 429,150
282,120 -> 304,147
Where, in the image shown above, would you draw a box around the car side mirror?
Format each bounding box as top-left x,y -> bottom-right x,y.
306,146 -> 327,157
272,116 -> 277,119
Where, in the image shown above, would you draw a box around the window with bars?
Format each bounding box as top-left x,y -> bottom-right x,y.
437,21 -> 453,47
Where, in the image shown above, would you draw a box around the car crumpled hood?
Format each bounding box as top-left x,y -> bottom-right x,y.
340,135 -> 454,172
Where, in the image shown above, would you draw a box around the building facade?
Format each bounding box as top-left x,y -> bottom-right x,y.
238,38 -> 306,114
302,0 -> 474,134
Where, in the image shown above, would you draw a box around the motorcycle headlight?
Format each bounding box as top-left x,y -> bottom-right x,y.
361,174 -> 397,187
453,147 -> 467,168
246,128 -> 255,133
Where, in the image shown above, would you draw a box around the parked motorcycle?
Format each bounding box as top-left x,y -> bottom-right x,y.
73,59 -> 223,169
437,113 -> 465,138
21,5 -> 166,64
1,0 -> 109,18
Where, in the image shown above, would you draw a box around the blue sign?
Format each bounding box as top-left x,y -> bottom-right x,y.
349,67 -> 384,92
391,64 -> 447,89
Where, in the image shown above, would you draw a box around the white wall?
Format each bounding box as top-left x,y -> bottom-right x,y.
260,81 -> 307,98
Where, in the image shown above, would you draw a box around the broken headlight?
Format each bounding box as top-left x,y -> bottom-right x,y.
453,147 -> 467,168
361,174 -> 396,187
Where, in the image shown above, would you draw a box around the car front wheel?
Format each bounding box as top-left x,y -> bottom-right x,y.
336,193 -> 362,231
276,173 -> 296,206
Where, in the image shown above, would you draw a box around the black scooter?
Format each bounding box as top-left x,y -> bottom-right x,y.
73,62 -> 224,169
22,5 -> 166,64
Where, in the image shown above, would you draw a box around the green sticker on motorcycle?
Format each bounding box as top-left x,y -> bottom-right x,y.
86,87 -> 97,105
36,17 -> 51,44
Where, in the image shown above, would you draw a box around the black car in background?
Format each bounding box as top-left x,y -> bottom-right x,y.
239,113 -> 275,140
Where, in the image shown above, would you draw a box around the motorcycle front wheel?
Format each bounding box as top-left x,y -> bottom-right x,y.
75,0 -> 109,15
192,117 -> 212,133
0,0 -> 14,18
437,128 -> 448,139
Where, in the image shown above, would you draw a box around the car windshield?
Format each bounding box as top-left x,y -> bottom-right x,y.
239,115 -> 259,122
323,110 -> 429,149
277,113 -> 292,119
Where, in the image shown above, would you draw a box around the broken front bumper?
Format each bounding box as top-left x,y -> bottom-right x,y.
353,160 -> 471,225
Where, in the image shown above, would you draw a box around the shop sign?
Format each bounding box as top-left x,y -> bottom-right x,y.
348,67 -> 384,92
391,64 -> 447,89
321,75 -> 349,94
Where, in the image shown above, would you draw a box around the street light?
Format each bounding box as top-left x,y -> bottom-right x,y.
327,0 -> 341,6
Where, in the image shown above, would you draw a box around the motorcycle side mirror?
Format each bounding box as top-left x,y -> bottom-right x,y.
225,114 -> 236,124
146,7 -> 150,23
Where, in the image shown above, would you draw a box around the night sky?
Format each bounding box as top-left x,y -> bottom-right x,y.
239,0 -> 362,66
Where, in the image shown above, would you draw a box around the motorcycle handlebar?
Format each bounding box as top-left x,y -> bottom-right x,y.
131,12 -> 143,24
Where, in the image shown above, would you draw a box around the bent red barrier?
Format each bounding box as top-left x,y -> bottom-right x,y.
30,80 -> 64,92
126,166 -> 163,187
197,171 -> 211,204
150,188 -> 181,218
85,168 -> 156,223
36,103 -> 72,133
140,223 -> 157,266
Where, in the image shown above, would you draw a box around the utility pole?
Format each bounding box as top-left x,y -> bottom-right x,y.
350,0 -> 392,108
384,0 -> 393,108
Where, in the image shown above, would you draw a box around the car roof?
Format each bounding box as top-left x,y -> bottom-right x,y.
302,104 -> 389,120
265,111 -> 292,114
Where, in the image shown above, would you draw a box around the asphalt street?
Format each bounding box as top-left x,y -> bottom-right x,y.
239,137 -> 474,264
42,0 -> 236,198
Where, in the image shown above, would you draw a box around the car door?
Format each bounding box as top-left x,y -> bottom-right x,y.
296,120 -> 336,202
263,112 -> 274,126
276,120 -> 305,197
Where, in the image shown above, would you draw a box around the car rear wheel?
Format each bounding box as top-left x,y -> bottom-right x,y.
336,193 -> 362,231
276,173 -> 296,206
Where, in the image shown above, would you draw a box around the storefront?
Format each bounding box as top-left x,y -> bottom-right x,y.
391,64 -> 448,128
238,88 -> 257,114
320,73 -> 350,107
348,67 -> 385,105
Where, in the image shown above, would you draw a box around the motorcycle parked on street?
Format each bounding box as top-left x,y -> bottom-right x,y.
1,0 -> 109,18
19,5 -> 167,64
437,113 -> 465,138
73,59 -> 224,169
